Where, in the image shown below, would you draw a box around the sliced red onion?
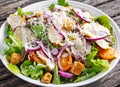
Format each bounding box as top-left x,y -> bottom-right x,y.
44,13 -> 65,40
25,41 -> 41,51
72,8 -> 90,23
71,46 -> 83,61
51,48 -> 59,56
39,41 -> 50,58
50,19 -> 65,40
58,71 -> 73,78
57,44 -> 69,59
57,44 -> 69,71
39,41 -> 54,62
86,31 -> 108,41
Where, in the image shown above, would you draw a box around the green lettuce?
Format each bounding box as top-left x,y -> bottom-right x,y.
4,25 -> 23,56
58,0 -> 69,7
52,65 -> 60,84
86,46 -> 109,73
20,60 -> 45,79
8,63 -> 20,74
49,4 -> 55,11
95,16 -> 112,32
17,7 -> 33,16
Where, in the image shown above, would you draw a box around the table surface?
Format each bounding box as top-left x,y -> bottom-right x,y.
0,0 -> 120,87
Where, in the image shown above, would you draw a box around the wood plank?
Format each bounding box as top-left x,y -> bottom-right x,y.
0,0 -> 116,21
96,0 -> 120,17
0,0 -> 120,87
113,15 -> 120,27
99,61 -> 120,87
76,0 -> 111,6
0,0 -> 18,6
0,0 -> 44,21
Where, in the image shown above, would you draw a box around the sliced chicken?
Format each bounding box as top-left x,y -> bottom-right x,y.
7,14 -> 25,29
14,26 -> 37,45
81,22 -> 110,49
36,51 -> 55,71
47,25 -> 63,46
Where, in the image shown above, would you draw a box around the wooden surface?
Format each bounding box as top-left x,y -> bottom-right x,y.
0,0 -> 120,87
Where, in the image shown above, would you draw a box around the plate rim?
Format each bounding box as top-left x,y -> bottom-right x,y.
0,0 -> 120,87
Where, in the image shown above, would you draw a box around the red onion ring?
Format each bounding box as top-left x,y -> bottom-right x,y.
86,31 -> 108,41
72,8 -> 90,23
57,44 -> 69,71
50,19 -> 65,40
58,71 -> 73,78
25,41 -> 41,51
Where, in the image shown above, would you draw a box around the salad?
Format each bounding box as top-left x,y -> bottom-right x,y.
3,0 -> 116,84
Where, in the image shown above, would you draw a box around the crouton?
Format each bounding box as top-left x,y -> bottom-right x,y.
62,18 -> 74,31
36,12 -> 41,18
69,61 -> 84,75
10,52 -> 22,64
41,72 -> 52,84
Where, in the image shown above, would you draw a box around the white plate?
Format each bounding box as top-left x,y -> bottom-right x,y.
0,0 -> 120,87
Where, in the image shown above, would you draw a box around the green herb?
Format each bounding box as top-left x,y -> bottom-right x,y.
8,63 -> 20,74
49,4 -> 55,11
52,65 -> 60,84
95,16 -> 113,32
58,0 -> 69,7
31,25 -> 43,39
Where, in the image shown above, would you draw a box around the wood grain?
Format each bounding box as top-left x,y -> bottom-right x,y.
0,0 -> 120,87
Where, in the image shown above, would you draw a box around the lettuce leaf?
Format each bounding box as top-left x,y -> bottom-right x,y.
4,25 -> 23,56
52,65 -> 60,84
95,16 -> 113,32
17,7 -> 33,16
86,46 -> 109,74
4,32 -> 23,56
9,32 -> 22,50
8,63 -> 20,74
20,60 -> 45,79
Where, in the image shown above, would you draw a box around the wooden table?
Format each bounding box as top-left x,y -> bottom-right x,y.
0,0 -> 120,87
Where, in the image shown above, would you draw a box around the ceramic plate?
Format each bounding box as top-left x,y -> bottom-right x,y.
0,0 -> 120,86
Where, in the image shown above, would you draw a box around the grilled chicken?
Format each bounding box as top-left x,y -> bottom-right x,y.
81,22 -> 110,49
14,26 -> 37,45
7,14 -> 25,30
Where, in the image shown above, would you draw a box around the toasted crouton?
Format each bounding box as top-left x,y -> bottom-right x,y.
10,52 -> 22,64
69,61 -> 84,75
41,72 -> 52,84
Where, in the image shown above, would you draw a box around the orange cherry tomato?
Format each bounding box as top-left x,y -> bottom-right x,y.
60,52 -> 72,71
99,47 -> 116,60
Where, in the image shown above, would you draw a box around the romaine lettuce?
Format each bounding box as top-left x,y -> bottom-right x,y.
20,60 -> 45,80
